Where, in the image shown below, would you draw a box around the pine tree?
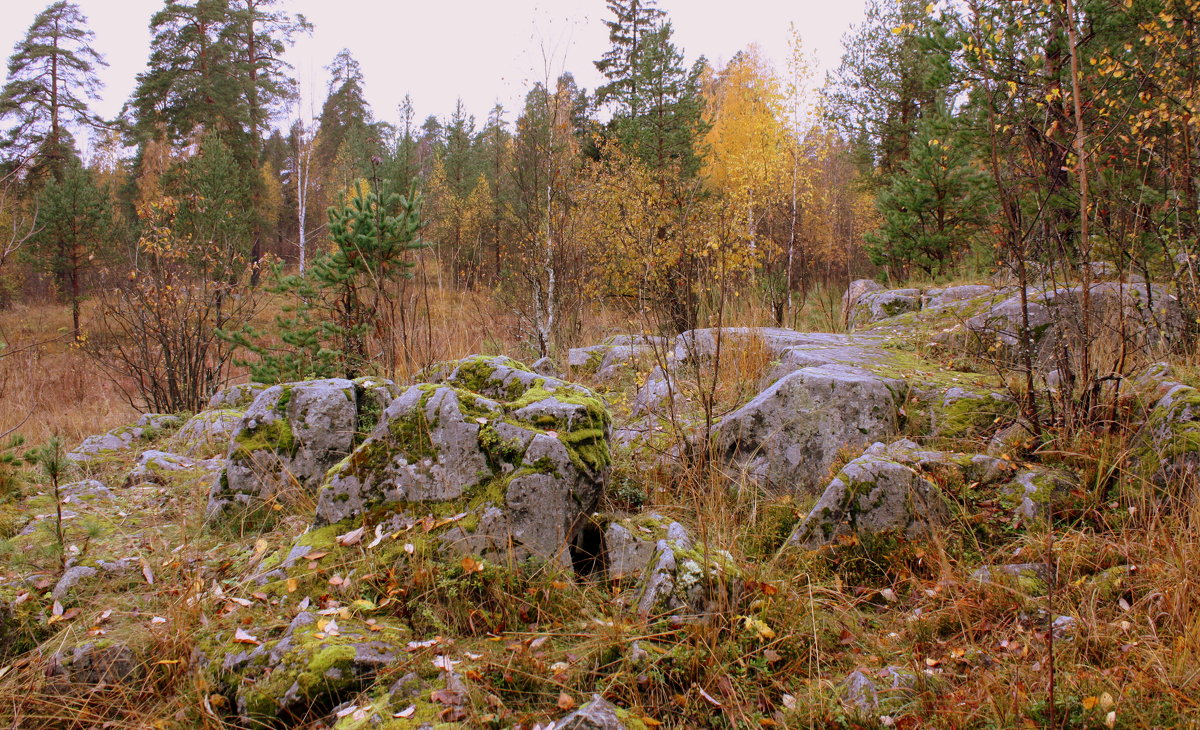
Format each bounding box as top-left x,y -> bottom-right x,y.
617,22 -> 707,179
224,186 -> 425,381
30,158 -> 110,339
594,0 -> 665,117
0,1 -> 107,174
865,109 -> 994,277
314,49 -> 379,193
825,0 -> 951,181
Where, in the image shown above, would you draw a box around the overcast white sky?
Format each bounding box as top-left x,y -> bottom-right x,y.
3,0 -> 867,139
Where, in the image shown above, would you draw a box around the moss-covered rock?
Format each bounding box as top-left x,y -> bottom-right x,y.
207,378 -> 398,523
788,451 -> 950,549
313,356 -> 612,567
206,611 -> 409,725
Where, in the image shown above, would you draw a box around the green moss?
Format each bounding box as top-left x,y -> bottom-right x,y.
231,385 -> 298,461
450,355 -> 531,400
938,392 -> 1015,439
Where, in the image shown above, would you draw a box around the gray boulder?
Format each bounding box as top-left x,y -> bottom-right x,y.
717,364 -> 905,492
552,695 -> 634,729
126,449 -> 222,487
789,452 -> 949,549
603,515 -> 734,617
207,382 -> 267,410
964,282 -> 1181,369
842,279 -> 885,318
174,409 -> 244,457
848,288 -> 923,328
313,356 -> 611,566
206,378 -> 397,521
67,413 -> 182,463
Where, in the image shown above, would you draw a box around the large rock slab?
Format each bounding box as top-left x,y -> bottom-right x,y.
206,377 -> 399,521
961,282 -> 1181,368
67,413 -> 182,463
313,356 -> 611,565
848,288 -> 922,328
716,364 -> 905,492
603,514 -> 735,617
174,409 -> 244,457
788,451 -> 950,549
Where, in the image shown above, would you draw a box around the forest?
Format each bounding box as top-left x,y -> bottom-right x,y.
0,0 -> 1198,727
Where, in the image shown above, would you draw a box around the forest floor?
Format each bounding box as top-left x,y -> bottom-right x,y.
0,284 -> 1197,729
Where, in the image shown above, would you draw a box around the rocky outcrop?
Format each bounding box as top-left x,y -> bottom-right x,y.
717,364 -> 905,493
313,356 -> 612,565
603,514 -> 735,617
205,377 -> 398,521
174,409 -> 244,457
67,413 -> 182,463
788,450 -> 950,549
551,695 -> 637,729
209,611 -> 408,724
1131,362 -> 1200,493
848,288 -> 922,328
125,449 -> 222,487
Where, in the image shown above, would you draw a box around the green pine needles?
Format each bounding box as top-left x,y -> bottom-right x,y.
223,186 -> 426,383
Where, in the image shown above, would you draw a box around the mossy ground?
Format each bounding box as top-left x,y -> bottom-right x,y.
0,330 -> 1198,729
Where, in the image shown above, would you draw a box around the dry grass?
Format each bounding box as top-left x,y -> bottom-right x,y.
2,282 -> 1200,728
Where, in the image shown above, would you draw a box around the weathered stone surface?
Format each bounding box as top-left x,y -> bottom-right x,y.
569,335 -> 666,375
67,413 -> 182,463
923,284 -> 995,309
601,514 -> 734,617
52,565 -> 98,602
841,665 -> 917,713
532,356 -> 562,378
60,479 -> 114,503
551,695 -> 633,729
1129,363 -> 1200,491
174,409 -> 244,457
49,641 -> 139,690
210,611 -> 408,723
207,382 -> 268,410
842,278 -> 885,318
849,288 -> 922,328
126,449 -> 222,487
717,364 -> 905,493
207,378 -> 394,521
313,356 -> 611,565
962,282 -> 1181,369
788,452 -> 949,549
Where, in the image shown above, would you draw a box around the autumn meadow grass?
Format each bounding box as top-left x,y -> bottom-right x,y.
1,277 -> 1199,728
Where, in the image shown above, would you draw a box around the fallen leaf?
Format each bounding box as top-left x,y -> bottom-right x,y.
1106,711 -> 1116,728
440,707 -> 468,722
141,558 -> 155,586
302,551 -> 329,561
334,705 -> 359,718
337,527 -> 365,546
1083,696 -> 1099,710
432,655 -> 460,672
393,705 -> 416,719
286,578 -> 298,593
233,628 -> 260,645
367,524 -> 385,549
461,556 -> 484,574
431,688 -> 464,705
557,692 -> 577,711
